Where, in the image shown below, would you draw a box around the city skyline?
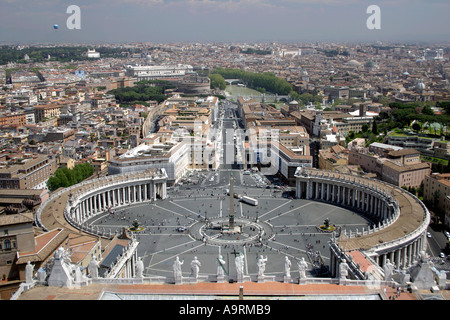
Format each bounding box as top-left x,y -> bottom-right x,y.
1,0 -> 449,44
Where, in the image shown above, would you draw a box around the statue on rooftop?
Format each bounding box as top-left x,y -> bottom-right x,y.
284,256 -> 291,279
339,259 -> 349,280
257,255 -> 268,277
25,261 -> 34,284
217,255 -> 227,278
88,255 -> 99,279
235,252 -> 245,282
135,257 -> 144,278
190,256 -> 201,279
173,256 -> 184,282
298,257 -> 308,279
383,259 -> 394,281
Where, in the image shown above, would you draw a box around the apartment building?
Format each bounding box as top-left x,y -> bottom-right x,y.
381,160 -> 431,188
0,213 -> 35,281
34,104 -> 63,123
244,126 -> 313,185
332,117 -> 373,138
318,145 -> 348,171
108,141 -> 190,184
124,64 -> 194,80
423,173 -> 450,228
0,111 -> 27,128
433,139 -> 450,158
0,154 -> 57,190
349,147 -> 430,188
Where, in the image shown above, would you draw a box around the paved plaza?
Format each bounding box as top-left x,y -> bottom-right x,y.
86,169 -> 372,281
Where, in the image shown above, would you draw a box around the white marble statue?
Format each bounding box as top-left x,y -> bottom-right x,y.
284,256 -> 291,278
419,250 -> 429,263
54,247 -> 65,260
190,256 -> 201,279
173,256 -> 184,281
383,259 -> 394,281
25,261 -> 34,284
217,255 -> 226,277
297,257 -> 308,279
88,255 -> 99,279
37,268 -> 47,283
257,255 -> 268,277
398,265 -> 410,285
135,257 -> 144,278
235,252 -> 245,281
74,265 -> 84,283
339,259 -> 349,280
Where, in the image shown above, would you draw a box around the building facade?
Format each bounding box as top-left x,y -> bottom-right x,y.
423,173 -> 450,228
0,155 -> 56,190
107,142 -> 189,185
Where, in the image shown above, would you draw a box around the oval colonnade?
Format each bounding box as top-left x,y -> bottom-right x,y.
295,167 -> 430,277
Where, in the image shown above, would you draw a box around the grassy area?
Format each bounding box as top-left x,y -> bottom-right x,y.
389,132 -> 408,137
421,155 -> 449,166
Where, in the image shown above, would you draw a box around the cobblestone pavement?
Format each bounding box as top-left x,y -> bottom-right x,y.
86,170 -> 371,281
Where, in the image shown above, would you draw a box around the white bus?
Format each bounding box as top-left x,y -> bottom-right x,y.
240,196 -> 258,206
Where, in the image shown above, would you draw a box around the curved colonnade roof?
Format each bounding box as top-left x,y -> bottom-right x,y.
295,168 -> 428,253
38,169 -> 166,236
339,188 -> 426,252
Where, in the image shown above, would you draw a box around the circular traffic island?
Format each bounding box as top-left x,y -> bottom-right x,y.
191,217 -> 275,246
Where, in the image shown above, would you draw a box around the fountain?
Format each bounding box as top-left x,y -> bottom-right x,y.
129,219 -> 144,232
318,218 -> 336,232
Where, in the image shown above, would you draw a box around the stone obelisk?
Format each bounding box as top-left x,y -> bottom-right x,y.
229,171 -> 235,229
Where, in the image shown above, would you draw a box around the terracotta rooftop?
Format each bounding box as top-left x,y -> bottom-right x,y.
16,281 -> 419,300
16,228 -> 69,264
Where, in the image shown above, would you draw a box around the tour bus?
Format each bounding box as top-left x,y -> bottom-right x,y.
240,196 -> 258,206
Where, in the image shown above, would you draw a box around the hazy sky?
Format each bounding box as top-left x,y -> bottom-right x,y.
1,0 -> 449,44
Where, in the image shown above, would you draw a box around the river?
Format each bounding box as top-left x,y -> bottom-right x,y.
224,85 -> 262,99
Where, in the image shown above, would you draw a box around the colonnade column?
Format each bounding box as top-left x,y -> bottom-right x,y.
297,180 -> 302,199
315,182 -> 319,200
321,182 -> 325,200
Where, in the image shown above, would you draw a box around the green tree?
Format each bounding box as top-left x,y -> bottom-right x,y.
208,74 -> 226,90
361,124 -> 369,133
47,163 -> 94,191
417,182 -> 424,198
47,176 -> 61,191
422,105 -> 434,115
55,170 -> 69,188
412,122 -> 421,133
372,120 -> 378,135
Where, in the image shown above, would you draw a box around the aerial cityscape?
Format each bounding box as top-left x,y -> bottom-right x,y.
0,0 -> 449,305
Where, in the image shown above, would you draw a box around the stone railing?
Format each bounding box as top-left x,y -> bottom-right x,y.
89,274 -> 396,290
